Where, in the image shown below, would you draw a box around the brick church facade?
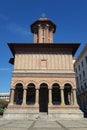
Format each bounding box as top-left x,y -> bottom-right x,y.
4,17 -> 83,120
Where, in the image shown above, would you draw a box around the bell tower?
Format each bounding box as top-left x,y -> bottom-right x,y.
31,17 -> 56,43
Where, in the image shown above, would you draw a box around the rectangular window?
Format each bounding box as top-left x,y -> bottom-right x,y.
81,61 -> 84,67
85,56 -> 87,63
78,65 -> 80,71
79,74 -> 81,80
83,70 -> 85,78
75,68 -> 77,73
84,82 -> 86,88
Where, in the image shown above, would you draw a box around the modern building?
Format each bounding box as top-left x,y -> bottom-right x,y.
0,92 -> 10,101
3,17 -> 83,120
74,44 -> 87,115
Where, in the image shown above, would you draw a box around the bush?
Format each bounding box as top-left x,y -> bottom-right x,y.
0,109 -> 4,115
0,99 -> 9,115
0,99 -> 9,109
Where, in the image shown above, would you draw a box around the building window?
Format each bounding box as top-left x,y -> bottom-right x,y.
81,85 -> 83,91
75,68 -> 77,73
83,70 -> 85,78
79,74 -> 81,81
78,65 -> 80,71
84,82 -> 86,89
76,76 -> 79,85
81,61 -> 84,67
85,56 -> 87,63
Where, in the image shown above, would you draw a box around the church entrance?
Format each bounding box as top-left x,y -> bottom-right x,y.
39,83 -> 48,113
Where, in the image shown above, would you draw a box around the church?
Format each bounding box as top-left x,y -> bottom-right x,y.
4,17 -> 83,120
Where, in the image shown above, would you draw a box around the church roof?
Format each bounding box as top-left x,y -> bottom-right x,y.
31,17 -> 56,33
8,43 -> 80,56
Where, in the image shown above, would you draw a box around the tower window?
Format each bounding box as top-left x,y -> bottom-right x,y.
42,29 -> 45,43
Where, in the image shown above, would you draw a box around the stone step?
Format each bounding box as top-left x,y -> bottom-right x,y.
39,112 -> 48,119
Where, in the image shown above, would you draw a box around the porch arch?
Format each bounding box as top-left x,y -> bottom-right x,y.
38,81 -> 49,89
64,83 -> 73,105
14,83 -> 23,105
13,81 -> 25,88
39,83 -> 48,112
52,83 -> 61,105
26,83 -> 36,105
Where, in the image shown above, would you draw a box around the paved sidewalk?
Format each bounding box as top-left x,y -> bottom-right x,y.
0,117 -> 87,130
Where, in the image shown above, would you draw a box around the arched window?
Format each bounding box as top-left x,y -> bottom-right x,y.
26,83 -> 35,105
52,83 -> 61,105
14,83 -> 23,105
64,83 -> 73,105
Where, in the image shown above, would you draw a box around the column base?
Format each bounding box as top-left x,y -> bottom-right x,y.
22,103 -> 26,107
35,104 -> 39,107
60,104 -> 65,106
48,104 -> 53,107
8,103 -> 14,106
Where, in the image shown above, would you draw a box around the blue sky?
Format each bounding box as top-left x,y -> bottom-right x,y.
0,0 -> 87,92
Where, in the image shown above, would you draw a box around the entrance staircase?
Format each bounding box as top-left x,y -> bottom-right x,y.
38,112 -> 48,120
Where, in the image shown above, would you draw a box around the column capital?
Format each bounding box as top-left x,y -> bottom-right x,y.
11,88 -> 15,90
60,87 -> 64,90
49,88 -> 52,90
36,88 -> 39,90
23,88 -> 27,90
72,88 -> 76,90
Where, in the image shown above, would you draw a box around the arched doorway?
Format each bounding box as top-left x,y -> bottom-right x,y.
26,83 -> 36,105
52,83 -> 61,105
64,83 -> 73,105
14,83 -> 23,105
39,83 -> 48,112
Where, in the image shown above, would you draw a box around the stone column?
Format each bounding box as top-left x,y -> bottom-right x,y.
60,88 -> 65,106
9,88 -> 15,105
73,88 -> 78,106
71,91 -> 74,105
35,89 -> 39,106
49,89 -> 52,106
22,88 -> 27,106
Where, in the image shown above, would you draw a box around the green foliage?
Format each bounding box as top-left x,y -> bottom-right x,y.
0,99 -> 9,109
0,99 -> 9,115
0,108 -> 4,115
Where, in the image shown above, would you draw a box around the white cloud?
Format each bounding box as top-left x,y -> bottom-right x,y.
0,14 -> 8,21
8,23 -> 31,37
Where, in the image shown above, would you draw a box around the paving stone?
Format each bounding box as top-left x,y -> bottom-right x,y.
58,119 -> 87,128
0,117 -> 87,130
34,120 -> 62,128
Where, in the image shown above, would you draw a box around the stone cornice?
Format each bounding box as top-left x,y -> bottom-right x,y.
12,70 -> 76,78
